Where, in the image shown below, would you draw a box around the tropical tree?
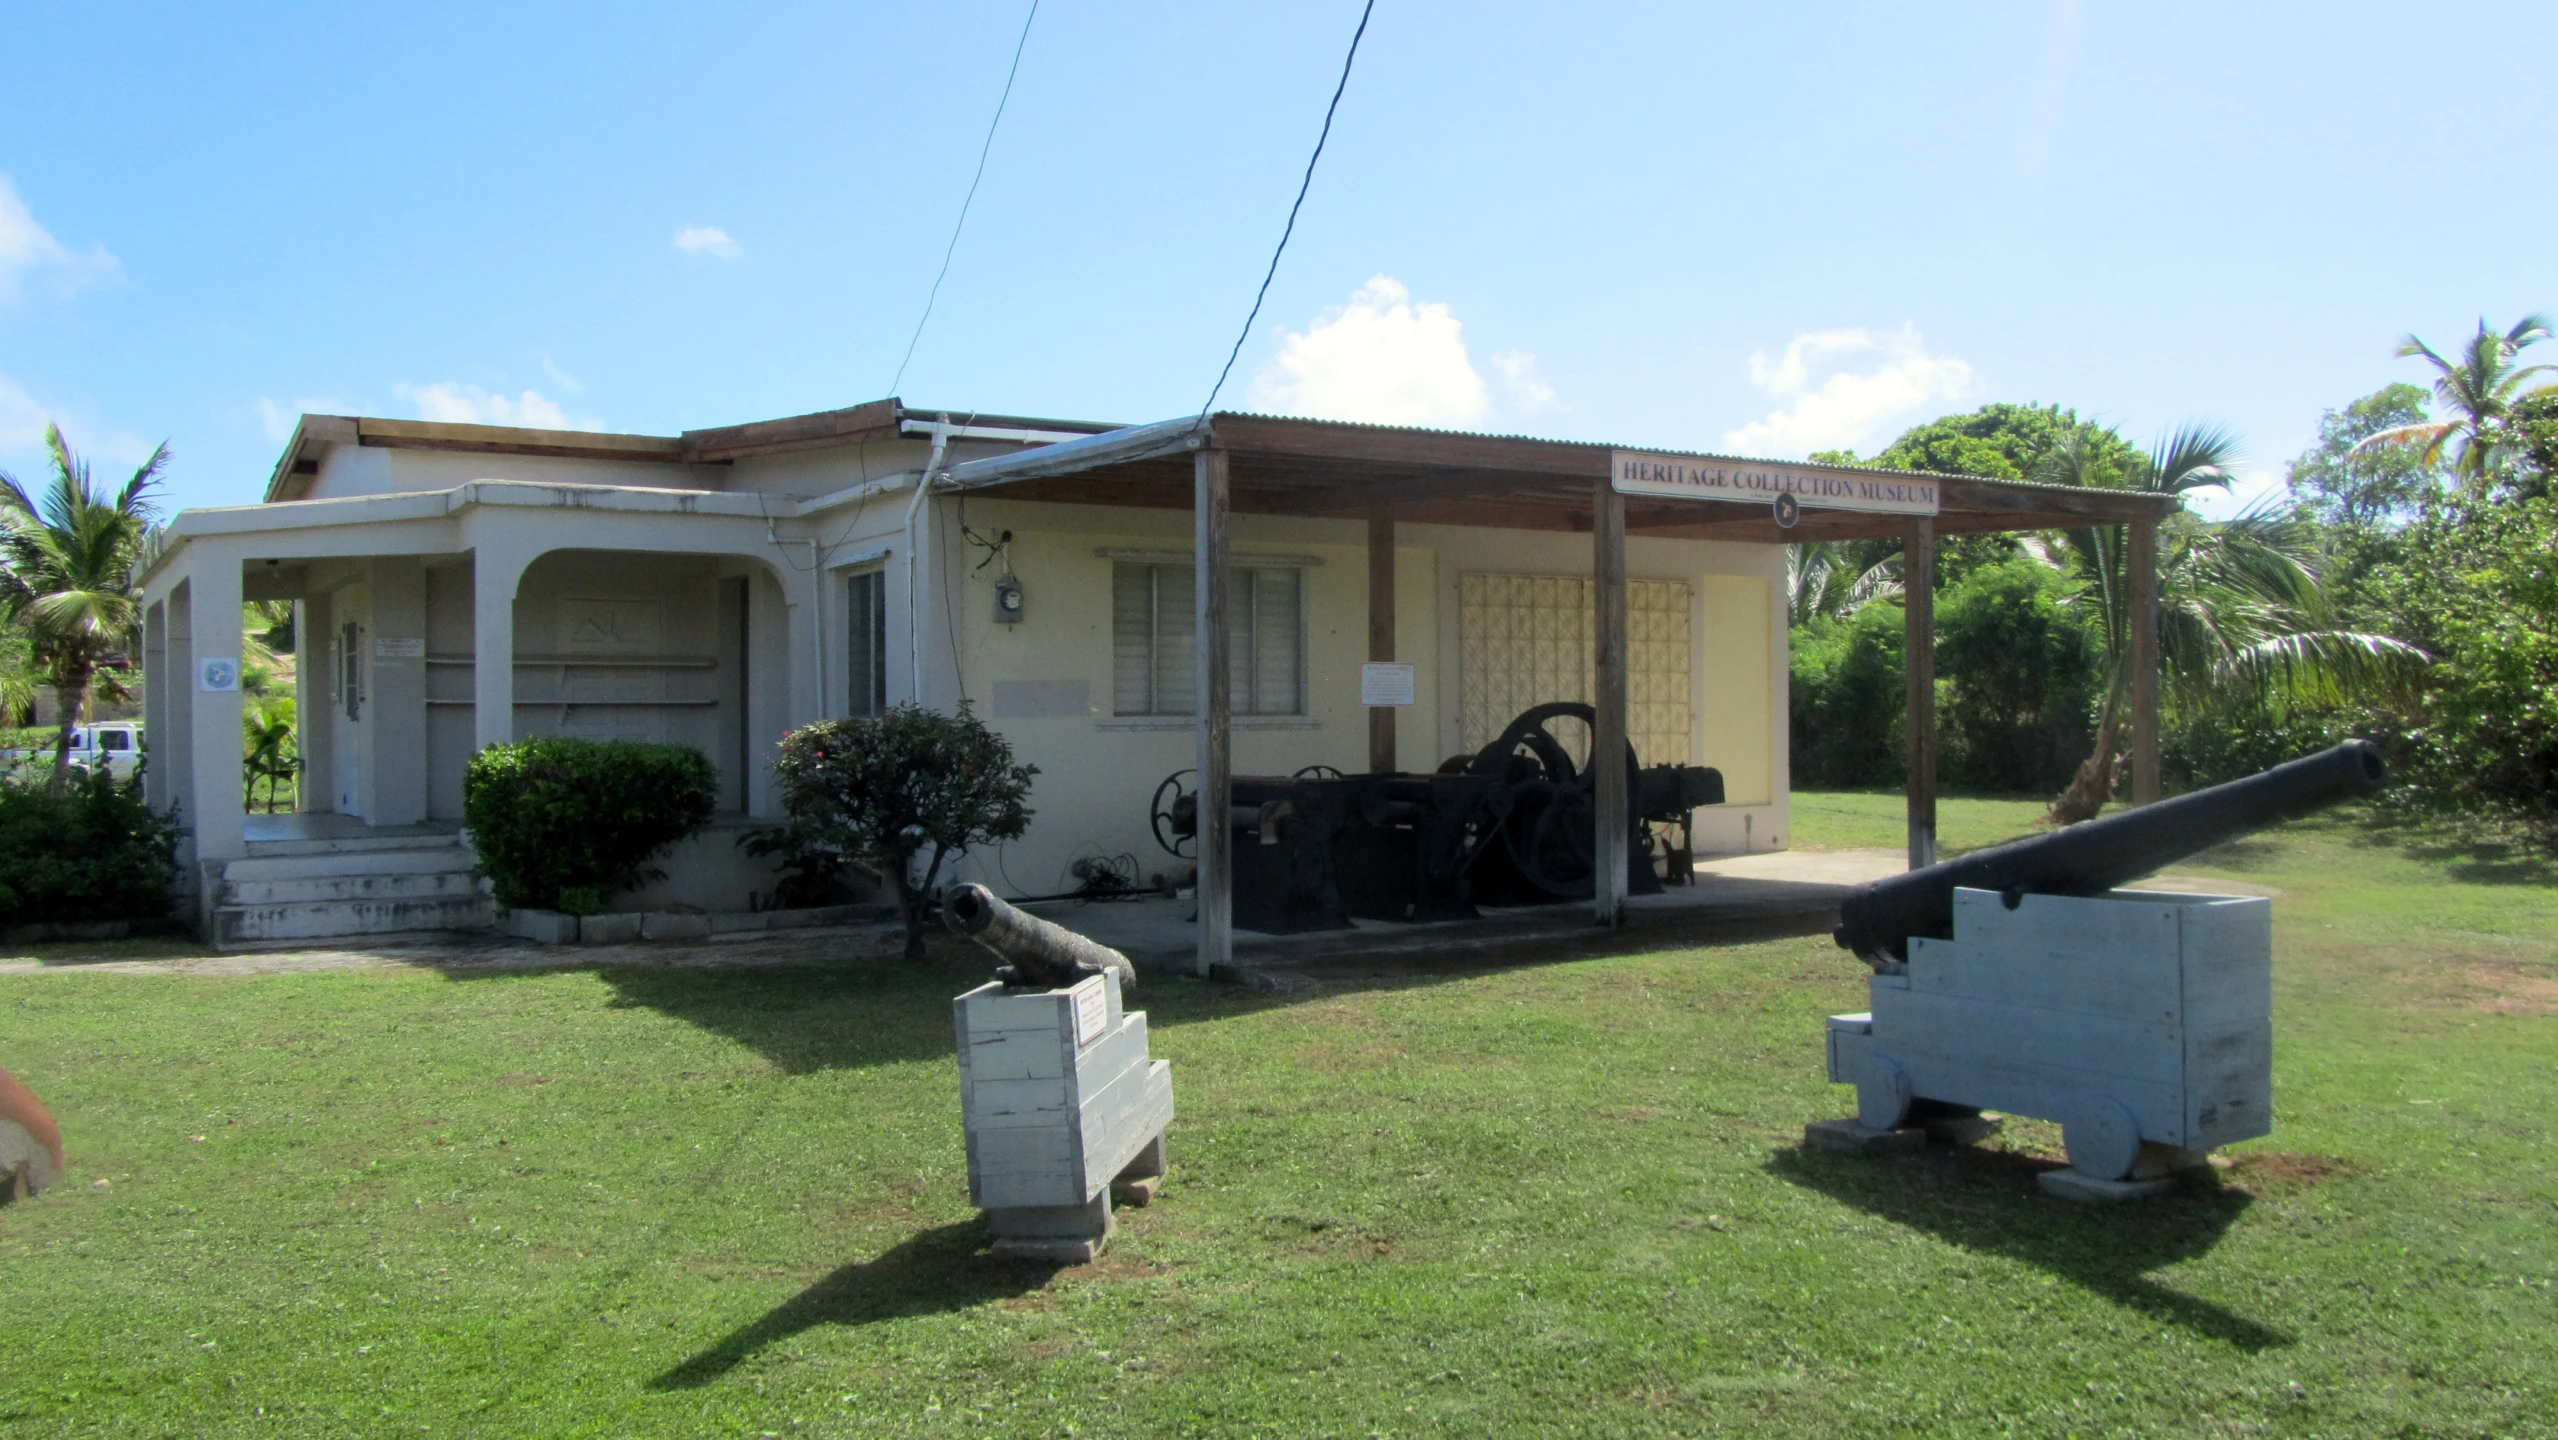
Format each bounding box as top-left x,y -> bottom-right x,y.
2287,383 -> 2446,526
0,426 -> 167,796
2042,425 -> 2425,823
2354,315 -> 2554,492
243,698 -> 299,813
1786,538 -> 1900,626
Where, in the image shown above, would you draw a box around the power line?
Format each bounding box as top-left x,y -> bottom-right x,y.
888,0 -> 1043,399
1196,0 -> 1378,422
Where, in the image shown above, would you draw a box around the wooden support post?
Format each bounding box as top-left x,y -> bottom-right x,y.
1367,502 -> 1396,775
2129,512 -> 2161,807
1592,476 -> 1630,927
1904,517 -> 1938,871
1193,446 -> 1232,979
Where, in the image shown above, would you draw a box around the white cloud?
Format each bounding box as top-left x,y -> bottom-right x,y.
1248,276 -> 1495,427
1489,349 -> 1556,416
0,174 -> 117,302
673,225 -> 742,260
0,371 -> 155,472
396,382 -> 600,431
1720,325 -> 1975,457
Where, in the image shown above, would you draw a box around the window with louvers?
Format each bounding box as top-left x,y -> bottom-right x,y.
1111,562 -> 1303,716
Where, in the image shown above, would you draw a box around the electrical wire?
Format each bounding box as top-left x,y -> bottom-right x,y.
1194,0 -> 1378,423
888,0 -> 1043,399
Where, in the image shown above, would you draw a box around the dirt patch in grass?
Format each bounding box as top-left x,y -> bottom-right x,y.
2224,1152 -> 2360,1192
2397,958 -> 2558,1015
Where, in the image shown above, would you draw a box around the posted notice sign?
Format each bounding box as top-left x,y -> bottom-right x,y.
1612,451 -> 1939,516
1360,662 -> 1417,707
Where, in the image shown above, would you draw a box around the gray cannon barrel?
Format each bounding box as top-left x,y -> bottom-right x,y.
944,882 -> 1138,992
1834,740 -> 2388,965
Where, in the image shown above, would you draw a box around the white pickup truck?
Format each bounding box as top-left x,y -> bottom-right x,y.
3,722 -> 143,778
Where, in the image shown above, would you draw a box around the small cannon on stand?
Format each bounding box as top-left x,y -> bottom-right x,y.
1149,702 -> 1726,934
946,884 -> 1172,1261
1817,742 -> 2388,1199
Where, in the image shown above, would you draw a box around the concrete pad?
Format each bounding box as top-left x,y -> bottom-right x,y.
986,1194 -> 1113,1263
1804,1118 -> 1926,1156
2039,1168 -> 2175,1203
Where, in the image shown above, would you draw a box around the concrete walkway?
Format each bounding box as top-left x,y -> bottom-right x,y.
0,848 -> 1919,981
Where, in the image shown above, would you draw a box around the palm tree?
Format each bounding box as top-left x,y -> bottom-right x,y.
2044,424 -> 2424,823
2353,315 -> 2554,492
0,425 -> 167,797
1786,537 -> 1902,625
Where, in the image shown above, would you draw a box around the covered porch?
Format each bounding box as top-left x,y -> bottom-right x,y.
937,412 -> 2176,978
136,481 -> 831,940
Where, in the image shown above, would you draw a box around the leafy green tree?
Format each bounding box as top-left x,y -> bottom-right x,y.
2287,383 -> 2445,526
1936,559 -> 2102,794
2352,497 -> 2558,836
1873,402 -> 2137,483
2509,389 -> 2558,500
768,704 -> 1036,961
0,426 -> 167,797
2356,315 -> 2554,491
243,698 -> 298,813
2042,425 -> 2425,822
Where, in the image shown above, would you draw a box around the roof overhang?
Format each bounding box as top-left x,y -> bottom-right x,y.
937,412 -> 2179,543
260,399 -> 1125,503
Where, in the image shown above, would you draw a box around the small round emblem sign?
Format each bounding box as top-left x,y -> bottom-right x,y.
1773,491 -> 1801,529
197,657 -> 241,693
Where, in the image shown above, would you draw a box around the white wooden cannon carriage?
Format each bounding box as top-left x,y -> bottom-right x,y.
1826,886 -> 2273,1197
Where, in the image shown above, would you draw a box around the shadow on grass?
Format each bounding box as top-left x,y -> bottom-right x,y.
2332,807 -> 2558,887
651,1219 -> 1056,1388
1767,1144 -> 2289,1352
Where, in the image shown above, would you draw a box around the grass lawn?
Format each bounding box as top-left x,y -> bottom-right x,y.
2,796 -> 2552,1438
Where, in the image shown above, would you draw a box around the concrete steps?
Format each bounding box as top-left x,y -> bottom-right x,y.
210,834 -> 493,946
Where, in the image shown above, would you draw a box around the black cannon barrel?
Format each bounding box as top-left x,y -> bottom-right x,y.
944,882 -> 1138,991
1834,740 -> 2388,965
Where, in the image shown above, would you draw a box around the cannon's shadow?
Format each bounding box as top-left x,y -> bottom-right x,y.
651,1219 -> 1057,1388
1766,1143 -> 2289,1352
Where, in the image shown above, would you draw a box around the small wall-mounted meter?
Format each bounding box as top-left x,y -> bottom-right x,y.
992,575 -> 1025,623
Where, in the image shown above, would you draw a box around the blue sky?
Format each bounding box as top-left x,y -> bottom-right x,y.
4,2 -> 2552,518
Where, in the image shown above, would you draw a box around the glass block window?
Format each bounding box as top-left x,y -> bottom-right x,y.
1456,572 -> 1692,766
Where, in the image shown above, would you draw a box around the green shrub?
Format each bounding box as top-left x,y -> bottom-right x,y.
1935,559 -> 2101,795
1789,602 -> 1906,789
462,738 -> 719,911
0,762 -> 178,926
2349,497 -> 2558,837
768,704 -> 1035,962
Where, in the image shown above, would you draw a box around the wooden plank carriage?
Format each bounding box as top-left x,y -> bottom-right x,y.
1818,743 -> 2387,1197
946,884 -> 1171,1261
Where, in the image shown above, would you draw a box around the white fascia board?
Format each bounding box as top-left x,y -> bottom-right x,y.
897,418 -> 1099,445
938,416 -> 1209,491
139,480 -> 822,586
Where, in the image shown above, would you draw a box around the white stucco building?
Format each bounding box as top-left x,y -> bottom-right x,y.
138,399 -> 2168,958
